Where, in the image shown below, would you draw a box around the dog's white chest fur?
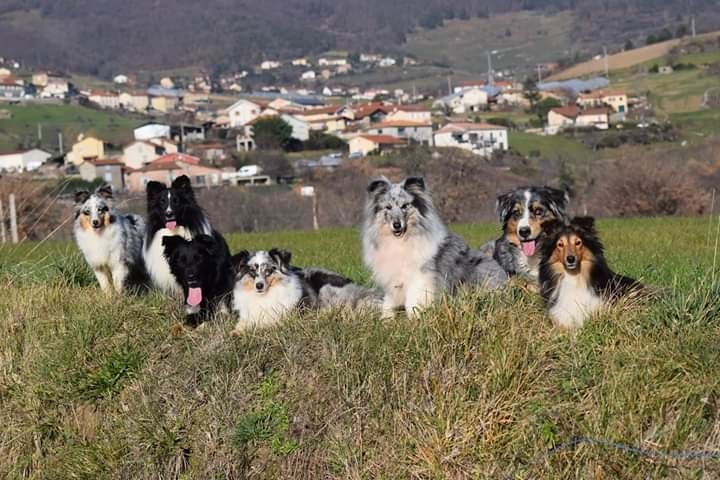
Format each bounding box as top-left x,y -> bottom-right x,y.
549,274 -> 603,329
232,277 -> 303,330
144,226 -> 192,295
74,223 -> 122,268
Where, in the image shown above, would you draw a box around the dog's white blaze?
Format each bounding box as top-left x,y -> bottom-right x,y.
517,189 -> 531,233
232,273 -> 303,331
549,273 -> 603,329
143,226 -> 191,296
166,191 -> 172,216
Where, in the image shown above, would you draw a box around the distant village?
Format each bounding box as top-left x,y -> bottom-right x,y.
0,52 -> 642,192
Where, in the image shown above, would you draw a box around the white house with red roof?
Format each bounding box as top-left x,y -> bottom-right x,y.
433,122 -> 508,156
363,119 -> 433,145
226,99 -> 270,128
385,104 -> 432,123
348,134 -> 406,156
125,153 -> 222,192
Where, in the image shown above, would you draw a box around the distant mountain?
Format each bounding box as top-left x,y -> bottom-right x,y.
0,0 -> 718,76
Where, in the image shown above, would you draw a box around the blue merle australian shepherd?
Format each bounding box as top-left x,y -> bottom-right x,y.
493,186 -> 570,285
144,175 -> 230,295
73,185 -> 147,294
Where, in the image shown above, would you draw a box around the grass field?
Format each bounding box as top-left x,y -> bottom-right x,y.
547,31 -> 720,80
0,103 -> 146,153
1,216 -> 719,479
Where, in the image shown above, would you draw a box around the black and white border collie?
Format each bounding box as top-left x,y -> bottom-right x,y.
493,186 -> 570,284
144,175 -> 229,294
539,217 -> 643,329
162,234 -> 234,327
73,185 -> 147,294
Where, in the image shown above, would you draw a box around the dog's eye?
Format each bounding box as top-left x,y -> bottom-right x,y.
557,241 -> 564,248
574,239 -> 582,247
384,205 -> 392,210
534,208 -> 544,216
401,203 -> 410,210
269,266 -> 276,272
83,209 -> 90,215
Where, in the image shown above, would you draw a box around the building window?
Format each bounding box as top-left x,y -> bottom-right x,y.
194,175 -> 207,186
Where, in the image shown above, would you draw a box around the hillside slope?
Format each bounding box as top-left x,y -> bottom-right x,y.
1,0 -> 719,75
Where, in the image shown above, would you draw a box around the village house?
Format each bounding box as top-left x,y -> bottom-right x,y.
88,91 -> 121,109
497,89 -> 531,108
66,135 -> 107,166
576,90 -> 627,114
260,60 -> 282,70
159,77 -> 175,89
385,104 -> 433,123
433,122 -> 508,156
292,58 -> 309,66
121,140 -> 167,170
340,102 -> 389,128
547,106 -> 609,133
433,87 -> 491,115
0,148 -> 52,172
0,77 -> 24,99
300,71 -> 316,81
150,95 -> 179,113
226,99 -> 268,128
31,71 -> 49,87
79,159 -> 125,191
125,153 -> 222,192
188,143 -> 228,163
348,134 -> 406,156
41,77 -> 70,98
147,137 -> 178,153
363,120 -> 433,145
0,68 -> 12,79
118,91 -> 150,111
113,74 -> 129,84
134,122 -> 171,141
318,57 -> 347,67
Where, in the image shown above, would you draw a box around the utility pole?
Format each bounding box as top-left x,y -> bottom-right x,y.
487,51 -> 493,86
9,194 -> 18,244
447,76 -> 452,95
691,16 -> 696,37
537,64 -> 542,83
0,199 -> 6,244
37,123 -> 42,142
603,46 -> 609,81
58,131 -> 64,154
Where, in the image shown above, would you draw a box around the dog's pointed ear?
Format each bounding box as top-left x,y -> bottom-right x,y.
74,190 -> 90,205
496,190 -> 514,224
231,250 -> 250,272
171,175 -> 193,192
367,177 -> 390,195
269,248 -> 292,267
403,176 -> 425,192
544,186 -> 570,219
146,181 -> 165,198
161,235 -> 185,256
542,218 -> 563,236
572,216 -> 596,234
95,184 -> 113,200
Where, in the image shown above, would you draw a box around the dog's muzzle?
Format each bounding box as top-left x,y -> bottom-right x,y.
564,255 -> 578,271
391,221 -> 406,237
255,281 -> 266,293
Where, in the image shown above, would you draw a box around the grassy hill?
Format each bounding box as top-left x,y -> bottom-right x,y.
1,217 -> 718,478
547,31 -> 720,81
0,103 -> 146,153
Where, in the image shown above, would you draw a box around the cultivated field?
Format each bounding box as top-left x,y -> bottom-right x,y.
1,216 -> 718,478
547,31 -> 720,81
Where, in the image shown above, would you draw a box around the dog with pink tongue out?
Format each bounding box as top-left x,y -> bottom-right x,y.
162,235 -> 234,327
143,175 -> 228,296
491,186 -> 570,287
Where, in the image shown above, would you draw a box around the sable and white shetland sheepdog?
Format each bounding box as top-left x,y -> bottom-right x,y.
493,186 -> 570,284
230,249 -> 318,333
144,175 -> 230,295
162,234 -> 234,327
73,185 -> 147,294
362,176 -> 507,319
539,217 -> 643,329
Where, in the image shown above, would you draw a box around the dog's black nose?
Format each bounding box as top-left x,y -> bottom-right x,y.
92,219 -> 100,227
255,282 -> 264,290
566,255 -> 576,264
392,221 -> 402,230
519,226 -> 531,238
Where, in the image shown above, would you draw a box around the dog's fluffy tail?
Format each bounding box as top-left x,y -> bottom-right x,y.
296,267 -> 383,310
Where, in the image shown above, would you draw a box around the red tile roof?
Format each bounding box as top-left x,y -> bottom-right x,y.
357,134 -> 406,145
152,153 -> 200,165
366,119 -> 432,128
549,106 -> 581,119
88,158 -> 124,166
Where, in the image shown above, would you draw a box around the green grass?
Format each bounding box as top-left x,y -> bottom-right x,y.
1,217 -> 719,478
0,103 -> 147,153
509,130 -> 591,159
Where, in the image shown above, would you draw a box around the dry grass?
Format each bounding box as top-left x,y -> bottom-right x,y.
547,30 -> 720,80
0,217 -> 719,479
